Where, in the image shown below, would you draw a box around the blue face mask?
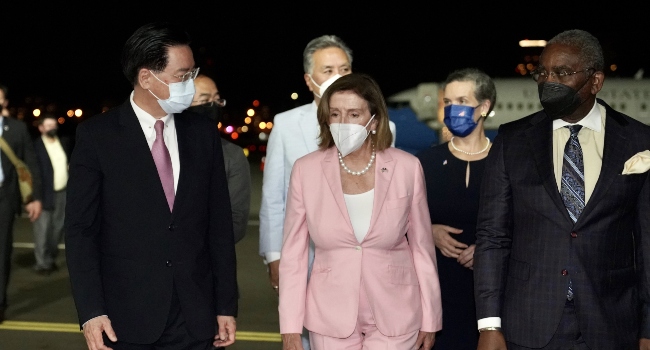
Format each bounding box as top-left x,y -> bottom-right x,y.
443,104 -> 478,137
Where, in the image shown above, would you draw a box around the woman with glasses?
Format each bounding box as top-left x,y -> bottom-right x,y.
415,67 -> 496,350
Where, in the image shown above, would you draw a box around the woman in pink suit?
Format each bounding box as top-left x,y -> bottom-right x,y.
279,73 -> 442,350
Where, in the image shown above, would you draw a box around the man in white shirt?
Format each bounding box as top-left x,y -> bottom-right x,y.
32,114 -> 71,275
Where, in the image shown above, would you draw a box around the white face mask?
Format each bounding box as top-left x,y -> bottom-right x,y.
148,71 -> 195,114
329,114 -> 375,157
309,74 -> 342,98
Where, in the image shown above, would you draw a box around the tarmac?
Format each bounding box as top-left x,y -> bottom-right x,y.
0,157 -> 283,349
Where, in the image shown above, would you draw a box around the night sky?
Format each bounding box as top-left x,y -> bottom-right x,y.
2,4 -> 647,123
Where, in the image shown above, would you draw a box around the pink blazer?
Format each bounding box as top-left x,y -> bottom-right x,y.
279,146 -> 442,338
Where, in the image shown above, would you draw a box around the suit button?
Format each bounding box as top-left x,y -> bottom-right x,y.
355,246 -> 362,251
166,260 -> 172,267
561,269 -> 568,276
168,224 -> 175,231
570,232 -> 578,238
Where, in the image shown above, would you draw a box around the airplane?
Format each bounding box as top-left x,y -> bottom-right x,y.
387,74 -> 650,145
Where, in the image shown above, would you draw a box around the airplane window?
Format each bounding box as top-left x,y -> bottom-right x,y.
507,102 -> 513,110
517,103 -> 523,110
528,103 -> 534,110
497,102 -> 503,110
620,103 -> 626,110
641,103 -> 647,111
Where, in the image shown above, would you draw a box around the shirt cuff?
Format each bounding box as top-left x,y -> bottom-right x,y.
264,252 -> 281,265
477,317 -> 501,330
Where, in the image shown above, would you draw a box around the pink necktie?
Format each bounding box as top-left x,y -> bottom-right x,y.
152,120 -> 174,211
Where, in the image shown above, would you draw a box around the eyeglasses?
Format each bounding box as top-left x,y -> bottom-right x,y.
530,67 -> 594,82
171,67 -> 200,82
193,98 -> 226,107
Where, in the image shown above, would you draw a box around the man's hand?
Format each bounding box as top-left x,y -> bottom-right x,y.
213,315 -> 236,348
268,259 -> 280,294
82,316 -> 116,350
25,200 -> 42,222
457,244 -> 475,270
431,224 -> 466,258
477,329 -> 506,350
415,330 -> 435,349
640,338 -> 650,349
282,333 -> 304,350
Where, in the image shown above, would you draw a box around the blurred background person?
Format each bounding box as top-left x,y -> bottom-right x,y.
0,82 -> 42,323
279,73 -> 441,350
32,113 -> 71,275
416,68 -> 496,349
188,74 -> 250,244
259,34 -> 355,349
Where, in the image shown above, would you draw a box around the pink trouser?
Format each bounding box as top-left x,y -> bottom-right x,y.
309,280 -> 419,350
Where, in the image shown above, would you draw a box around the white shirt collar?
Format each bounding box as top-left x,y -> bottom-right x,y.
552,100 -> 602,132
129,91 -> 172,131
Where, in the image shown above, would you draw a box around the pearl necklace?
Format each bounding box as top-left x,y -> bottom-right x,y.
339,148 -> 376,176
450,136 -> 490,155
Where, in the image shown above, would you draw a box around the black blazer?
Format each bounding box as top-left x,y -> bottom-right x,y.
0,116 -> 42,210
33,135 -> 71,210
474,99 -> 650,349
64,101 -> 238,343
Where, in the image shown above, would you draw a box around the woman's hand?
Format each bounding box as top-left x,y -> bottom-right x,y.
457,244 -> 476,270
431,224 -> 466,258
415,330 -> 435,349
282,333 -> 304,350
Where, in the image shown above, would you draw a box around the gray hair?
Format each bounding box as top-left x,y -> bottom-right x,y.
442,67 -> 497,115
546,29 -> 604,72
303,35 -> 353,74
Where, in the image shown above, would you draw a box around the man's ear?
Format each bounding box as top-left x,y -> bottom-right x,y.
304,73 -> 315,93
590,71 -> 605,94
139,68 -> 153,90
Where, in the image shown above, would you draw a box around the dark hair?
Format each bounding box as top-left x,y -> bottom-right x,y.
546,29 -> 604,72
38,113 -> 57,125
317,73 -> 392,151
121,22 -> 192,86
0,83 -> 7,99
442,67 -> 497,116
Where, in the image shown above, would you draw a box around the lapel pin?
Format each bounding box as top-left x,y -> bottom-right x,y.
443,159 -> 447,165
3,125 -> 8,131
381,167 -> 387,172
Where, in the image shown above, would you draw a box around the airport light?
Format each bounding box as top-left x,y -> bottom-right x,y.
33,109 -> 41,117
247,109 -> 255,117
252,100 -> 260,107
519,39 -> 547,47
75,109 -> 83,117
291,92 -> 298,100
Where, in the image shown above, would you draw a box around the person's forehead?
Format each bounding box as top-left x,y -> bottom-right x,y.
313,47 -> 349,68
330,91 -> 368,109
195,78 -> 217,94
540,43 -> 582,68
444,81 -> 476,99
165,45 -> 195,73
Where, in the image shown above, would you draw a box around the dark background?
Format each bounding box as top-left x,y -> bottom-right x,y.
1,4 -> 647,134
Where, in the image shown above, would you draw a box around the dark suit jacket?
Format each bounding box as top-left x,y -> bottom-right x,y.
220,138 -> 250,244
1,116 -> 42,211
474,99 -> 650,350
33,135 -> 71,210
64,101 -> 238,344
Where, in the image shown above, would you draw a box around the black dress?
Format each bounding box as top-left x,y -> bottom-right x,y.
416,142 -> 486,350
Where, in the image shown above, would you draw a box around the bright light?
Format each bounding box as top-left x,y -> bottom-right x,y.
252,100 -> 260,107
241,126 -> 249,132
33,109 -> 41,117
244,117 -> 252,124
75,109 -> 83,117
67,110 -> 74,117
243,148 -> 250,157
291,92 -> 298,100
266,121 -> 273,129
58,117 -> 66,124
225,125 -> 234,133
231,132 -> 239,140
258,132 -> 268,141
247,109 -> 255,117
259,121 -> 267,129
519,39 -> 547,47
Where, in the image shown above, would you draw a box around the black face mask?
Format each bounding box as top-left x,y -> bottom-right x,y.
45,129 -> 57,138
186,103 -> 223,123
537,78 -> 591,120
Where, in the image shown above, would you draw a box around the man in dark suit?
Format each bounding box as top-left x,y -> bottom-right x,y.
474,29 -> 650,350
64,22 -> 238,350
0,83 -> 42,323
32,113 -> 71,275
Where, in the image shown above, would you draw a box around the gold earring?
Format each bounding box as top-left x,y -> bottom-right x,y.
481,112 -> 487,117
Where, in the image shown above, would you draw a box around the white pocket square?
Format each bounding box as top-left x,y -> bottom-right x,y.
622,150 -> 650,175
